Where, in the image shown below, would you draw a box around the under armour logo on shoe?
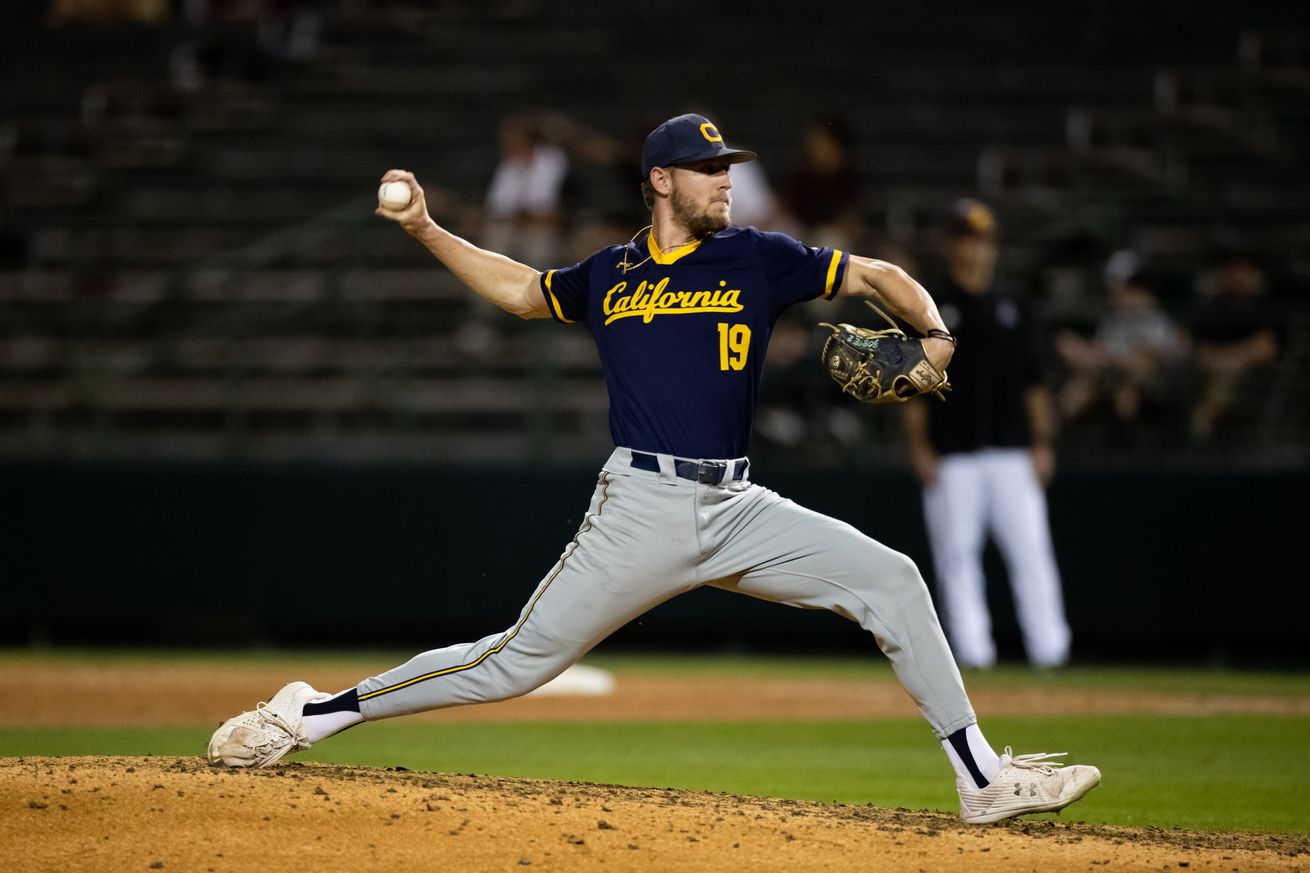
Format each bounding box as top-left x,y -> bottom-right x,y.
1013,782 -> 1038,797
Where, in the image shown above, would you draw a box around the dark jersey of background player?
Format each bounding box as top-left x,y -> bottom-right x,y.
923,275 -> 1046,454
541,227 -> 847,459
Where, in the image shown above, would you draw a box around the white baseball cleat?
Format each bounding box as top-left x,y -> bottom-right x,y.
207,681 -> 328,768
956,747 -> 1101,824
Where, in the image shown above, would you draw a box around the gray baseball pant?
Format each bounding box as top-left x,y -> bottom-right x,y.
357,447 -> 977,738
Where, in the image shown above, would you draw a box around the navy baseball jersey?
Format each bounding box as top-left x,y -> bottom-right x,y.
540,226 -> 849,459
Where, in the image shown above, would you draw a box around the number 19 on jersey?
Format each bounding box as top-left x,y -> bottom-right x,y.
717,323 -> 751,371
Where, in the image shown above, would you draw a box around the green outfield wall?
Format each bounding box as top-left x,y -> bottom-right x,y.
3,461 -> 1303,665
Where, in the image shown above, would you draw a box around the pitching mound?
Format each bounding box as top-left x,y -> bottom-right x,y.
5,757 -> 1307,872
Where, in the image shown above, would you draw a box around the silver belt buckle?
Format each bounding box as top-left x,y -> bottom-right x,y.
697,461 -> 725,485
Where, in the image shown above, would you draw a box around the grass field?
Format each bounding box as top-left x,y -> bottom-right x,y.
2,650 -> 1307,836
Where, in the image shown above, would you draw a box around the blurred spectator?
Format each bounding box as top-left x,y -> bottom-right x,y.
900,198 -> 1071,670
537,113 -> 657,231
776,113 -> 864,250
533,111 -> 647,248
1188,246 -> 1280,443
455,111 -> 574,359
1054,250 -> 1185,436
480,111 -> 571,265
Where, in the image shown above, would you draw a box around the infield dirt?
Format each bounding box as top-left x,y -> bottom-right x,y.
5,756 -> 1308,872
2,659 -> 1308,871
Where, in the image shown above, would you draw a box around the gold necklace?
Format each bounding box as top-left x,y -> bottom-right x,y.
617,225 -> 702,273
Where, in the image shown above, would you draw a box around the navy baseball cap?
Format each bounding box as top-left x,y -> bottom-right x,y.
641,114 -> 757,178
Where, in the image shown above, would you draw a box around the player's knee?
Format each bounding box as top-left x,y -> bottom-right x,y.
872,549 -> 932,603
836,547 -> 934,634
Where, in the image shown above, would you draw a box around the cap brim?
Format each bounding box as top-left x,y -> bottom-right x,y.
670,146 -> 757,167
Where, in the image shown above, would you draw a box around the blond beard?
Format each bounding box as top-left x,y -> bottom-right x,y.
671,185 -> 730,239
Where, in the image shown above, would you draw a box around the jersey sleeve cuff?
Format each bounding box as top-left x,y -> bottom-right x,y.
540,270 -> 574,324
821,250 -> 849,300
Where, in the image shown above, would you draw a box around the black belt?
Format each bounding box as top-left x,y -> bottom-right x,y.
630,451 -> 749,485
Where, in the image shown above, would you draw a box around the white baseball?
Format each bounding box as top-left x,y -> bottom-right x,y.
378,181 -> 412,210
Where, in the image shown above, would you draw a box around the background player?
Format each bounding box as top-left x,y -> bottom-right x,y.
208,114 -> 1099,824
902,199 -> 1072,670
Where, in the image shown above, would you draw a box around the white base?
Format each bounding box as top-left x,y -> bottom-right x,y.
528,663 -> 615,697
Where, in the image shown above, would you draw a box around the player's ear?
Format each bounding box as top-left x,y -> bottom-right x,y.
649,167 -> 673,197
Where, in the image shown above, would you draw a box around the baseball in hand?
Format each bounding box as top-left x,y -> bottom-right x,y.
378,181 -> 413,210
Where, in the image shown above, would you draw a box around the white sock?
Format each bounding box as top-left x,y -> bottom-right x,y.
302,689 -> 364,743
942,723 -> 1002,789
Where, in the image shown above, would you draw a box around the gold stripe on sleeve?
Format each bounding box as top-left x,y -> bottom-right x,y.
823,250 -> 844,299
544,270 -> 574,324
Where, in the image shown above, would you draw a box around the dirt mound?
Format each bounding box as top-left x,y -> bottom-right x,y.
4,757 -> 1306,872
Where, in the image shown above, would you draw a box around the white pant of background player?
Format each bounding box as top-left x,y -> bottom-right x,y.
922,448 -> 1071,669
358,447 -> 977,738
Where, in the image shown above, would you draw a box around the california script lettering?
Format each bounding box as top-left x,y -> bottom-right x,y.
603,278 -> 745,325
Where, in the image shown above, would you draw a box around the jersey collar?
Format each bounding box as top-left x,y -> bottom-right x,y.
646,231 -> 703,265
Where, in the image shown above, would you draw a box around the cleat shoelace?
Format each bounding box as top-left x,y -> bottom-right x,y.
1000,747 -> 1067,777
251,701 -> 300,748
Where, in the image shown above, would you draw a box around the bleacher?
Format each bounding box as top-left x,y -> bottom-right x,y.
1,0 -> 1306,467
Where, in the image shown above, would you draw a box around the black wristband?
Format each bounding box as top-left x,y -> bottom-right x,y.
925,329 -> 957,345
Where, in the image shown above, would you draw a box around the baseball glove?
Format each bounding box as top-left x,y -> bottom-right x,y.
820,301 -> 951,404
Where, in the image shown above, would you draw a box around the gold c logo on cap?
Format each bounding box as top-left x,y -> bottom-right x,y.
700,123 -> 723,143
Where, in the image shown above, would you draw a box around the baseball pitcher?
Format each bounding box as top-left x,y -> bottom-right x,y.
208,114 -> 1099,824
